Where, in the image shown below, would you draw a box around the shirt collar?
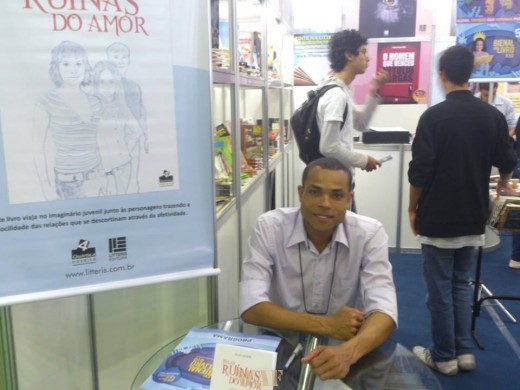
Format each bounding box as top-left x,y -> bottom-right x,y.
286,210 -> 350,250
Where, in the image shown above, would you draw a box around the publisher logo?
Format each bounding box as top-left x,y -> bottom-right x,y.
71,239 -> 96,265
159,170 -> 174,187
109,237 -> 127,261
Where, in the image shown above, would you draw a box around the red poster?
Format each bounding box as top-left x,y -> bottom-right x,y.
377,42 -> 423,104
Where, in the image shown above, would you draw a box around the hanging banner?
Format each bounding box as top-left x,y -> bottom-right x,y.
456,1 -> 520,22
293,33 -> 332,86
456,1 -> 520,80
377,42 -> 426,104
0,1 -> 216,305
458,22 -> 520,79
358,0 -> 418,39
351,40 -> 431,105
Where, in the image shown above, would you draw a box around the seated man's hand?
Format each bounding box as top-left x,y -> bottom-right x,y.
301,344 -> 353,380
327,306 -> 364,340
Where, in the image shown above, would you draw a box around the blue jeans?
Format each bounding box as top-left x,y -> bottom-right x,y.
421,244 -> 475,361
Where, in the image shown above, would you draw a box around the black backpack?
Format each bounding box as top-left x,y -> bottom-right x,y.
290,84 -> 348,164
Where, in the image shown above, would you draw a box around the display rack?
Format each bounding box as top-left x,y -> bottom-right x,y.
211,0 -> 294,321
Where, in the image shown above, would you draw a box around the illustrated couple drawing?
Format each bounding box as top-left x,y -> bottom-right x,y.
33,40 -> 149,201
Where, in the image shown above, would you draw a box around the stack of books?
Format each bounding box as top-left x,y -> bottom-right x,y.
488,194 -> 520,231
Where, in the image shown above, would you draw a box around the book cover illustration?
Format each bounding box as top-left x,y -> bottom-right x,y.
359,0 -> 417,39
377,42 -> 423,104
457,23 -> 520,79
457,0 -> 520,23
293,33 -> 332,86
210,344 -> 279,390
140,327 -> 281,390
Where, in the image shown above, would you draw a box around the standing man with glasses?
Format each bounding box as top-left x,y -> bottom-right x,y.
239,157 -> 397,380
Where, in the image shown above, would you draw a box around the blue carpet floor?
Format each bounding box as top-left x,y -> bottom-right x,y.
390,234 -> 520,389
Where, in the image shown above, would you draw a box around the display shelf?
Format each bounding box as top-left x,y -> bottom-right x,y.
239,74 -> 265,87
213,68 -> 236,84
240,169 -> 266,196
211,0 -> 293,218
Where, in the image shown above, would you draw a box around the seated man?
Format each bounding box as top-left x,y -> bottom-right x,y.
240,157 -> 397,380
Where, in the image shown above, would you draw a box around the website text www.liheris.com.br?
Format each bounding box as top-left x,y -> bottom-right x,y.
65,264 -> 134,278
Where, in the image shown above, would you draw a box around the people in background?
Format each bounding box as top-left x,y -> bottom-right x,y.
408,45 -> 516,376
316,30 -> 387,174
33,41 -> 105,200
240,157 -> 397,380
476,83 -> 517,136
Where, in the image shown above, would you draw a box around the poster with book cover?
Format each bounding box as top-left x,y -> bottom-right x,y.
0,1 -> 217,306
140,327 -> 281,390
359,0 -> 417,38
350,41 -> 431,105
456,1 -> 520,80
377,42 -> 424,104
457,22 -> 520,79
456,0 -> 520,22
293,33 -> 332,86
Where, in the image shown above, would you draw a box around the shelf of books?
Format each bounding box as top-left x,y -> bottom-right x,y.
211,0 -> 293,217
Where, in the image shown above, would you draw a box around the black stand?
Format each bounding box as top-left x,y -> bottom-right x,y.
471,246 -> 519,349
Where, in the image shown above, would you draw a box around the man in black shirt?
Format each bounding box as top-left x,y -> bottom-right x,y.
408,45 -> 516,375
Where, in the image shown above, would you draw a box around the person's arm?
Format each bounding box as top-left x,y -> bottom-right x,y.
319,120 -> 368,169
301,312 -> 395,380
352,70 -> 387,132
408,184 -> 422,235
503,98 -> 516,137
301,220 -> 397,380
241,302 -> 364,341
496,174 -> 514,196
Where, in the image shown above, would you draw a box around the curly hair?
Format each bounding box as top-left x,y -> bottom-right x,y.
328,29 -> 368,72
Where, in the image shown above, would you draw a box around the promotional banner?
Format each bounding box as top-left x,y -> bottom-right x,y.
377,42 -> 426,104
293,33 -> 332,86
351,40 -> 431,105
0,1 -> 216,304
458,22 -> 520,79
456,1 -> 520,80
359,0 -> 418,39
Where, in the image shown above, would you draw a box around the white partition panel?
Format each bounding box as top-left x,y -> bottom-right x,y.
12,296 -> 94,390
94,280 -> 209,389
217,211 -> 241,321
241,182 -> 268,260
354,145 -> 403,249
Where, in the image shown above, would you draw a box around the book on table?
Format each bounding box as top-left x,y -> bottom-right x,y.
210,343 -> 280,390
140,327 -> 281,390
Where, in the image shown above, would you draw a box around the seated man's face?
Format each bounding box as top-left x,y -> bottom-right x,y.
298,167 -> 352,237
